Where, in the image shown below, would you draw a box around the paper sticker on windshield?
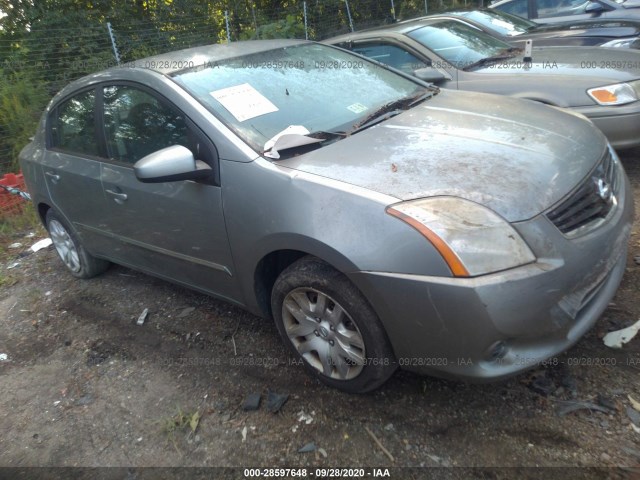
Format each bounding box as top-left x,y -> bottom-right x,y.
210,83 -> 278,122
347,103 -> 368,114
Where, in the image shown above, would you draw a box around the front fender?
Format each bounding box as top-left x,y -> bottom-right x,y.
221,158 -> 453,313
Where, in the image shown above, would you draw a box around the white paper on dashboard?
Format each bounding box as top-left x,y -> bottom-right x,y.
210,83 -> 278,122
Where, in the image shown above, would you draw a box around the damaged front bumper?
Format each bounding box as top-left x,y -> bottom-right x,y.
350,161 -> 634,381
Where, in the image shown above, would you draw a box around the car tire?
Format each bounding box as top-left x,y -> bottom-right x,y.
271,256 -> 397,393
45,209 -> 109,279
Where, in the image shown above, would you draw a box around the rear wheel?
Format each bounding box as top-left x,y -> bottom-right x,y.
271,256 -> 396,393
45,209 -> 109,279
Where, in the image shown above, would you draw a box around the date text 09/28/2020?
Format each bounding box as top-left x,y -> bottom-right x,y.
243,468 -> 392,478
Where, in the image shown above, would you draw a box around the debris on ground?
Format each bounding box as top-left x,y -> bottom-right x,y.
561,371 -> 579,397
634,255 -> 640,265
364,426 -> 395,462
30,238 -> 52,253
629,395 -> 640,411
177,307 -> 195,318
426,454 -> 451,467
297,410 -> 314,425
0,353 -> 8,361
603,319 -> 640,349
530,374 -> 556,396
136,308 -> 149,326
298,442 -> 316,453
7,262 -> 20,270
75,394 -> 93,406
627,407 -> 640,427
241,426 -> 247,443
596,394 -> 616,412
555,399 -> 615,417
266,391 -> 289,413
8,242 -> 22,249
242,393 -> 261,411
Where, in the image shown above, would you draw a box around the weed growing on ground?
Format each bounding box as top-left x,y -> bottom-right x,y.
157,406 -> 201,453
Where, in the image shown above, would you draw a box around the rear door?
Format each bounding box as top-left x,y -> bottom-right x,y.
97,83 -> 240,301
41,88 -> 112,255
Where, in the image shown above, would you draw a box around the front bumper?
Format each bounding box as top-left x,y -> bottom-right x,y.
573,101 -> 640,150
350,162 -> 634,382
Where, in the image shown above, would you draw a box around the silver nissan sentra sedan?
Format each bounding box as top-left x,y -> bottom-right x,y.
20,39 -> 634,392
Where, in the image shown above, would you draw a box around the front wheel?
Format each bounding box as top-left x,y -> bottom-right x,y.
271,256 -> 396,393
45,209 -> 109,279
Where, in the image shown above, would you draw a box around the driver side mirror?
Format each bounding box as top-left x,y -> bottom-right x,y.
134,145 -> 213,183
585,1 -> 606,13
413,67 -> 447,84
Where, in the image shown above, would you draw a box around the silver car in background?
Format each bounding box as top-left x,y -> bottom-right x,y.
325,18 -> 640,149
20,40 -> 634,392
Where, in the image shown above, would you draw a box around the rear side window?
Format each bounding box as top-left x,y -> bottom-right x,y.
495,0 -> 529,18
102,85 -> 191,164
537,0 -> 589,17
51,90 -> 98,156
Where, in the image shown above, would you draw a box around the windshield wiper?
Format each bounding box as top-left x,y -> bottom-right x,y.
344,89 -> 437,136
463,47 -> 523,71
263,130 -> 346,159
263,89 -> 436,158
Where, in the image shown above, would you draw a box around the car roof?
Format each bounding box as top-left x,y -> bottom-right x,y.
328,17 -> 450,42
117,39 -> 309,75
48,39 -> 311,109
432,9 -> 478,16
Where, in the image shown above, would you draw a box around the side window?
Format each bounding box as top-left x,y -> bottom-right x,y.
351,43 -> 428,75
51,90 -> 98,156
495,0 -> 529,18
103,85 -> 210,165
537,0 -> 590,18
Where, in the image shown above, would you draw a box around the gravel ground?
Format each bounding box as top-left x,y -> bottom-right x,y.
0,149 -> 639,479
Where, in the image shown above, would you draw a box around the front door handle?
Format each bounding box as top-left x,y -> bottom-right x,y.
45,171 -> 60,183
105,189 -> 128,203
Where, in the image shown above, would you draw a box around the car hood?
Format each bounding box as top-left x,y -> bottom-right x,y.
476,46 -> 640,82
534,20 -> 640,37
277,90 -> 607,223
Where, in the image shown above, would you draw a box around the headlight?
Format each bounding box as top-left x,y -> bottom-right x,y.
600,38 -> 638,49
587,80 -> 640,106
386,197 -> 536,277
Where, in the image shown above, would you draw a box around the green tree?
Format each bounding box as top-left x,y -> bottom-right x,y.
0,69 -> 49,171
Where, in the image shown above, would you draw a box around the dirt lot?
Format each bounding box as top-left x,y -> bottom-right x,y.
0,150 -> 640,478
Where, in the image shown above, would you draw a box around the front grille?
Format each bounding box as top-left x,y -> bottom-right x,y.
547,149 -> 618,236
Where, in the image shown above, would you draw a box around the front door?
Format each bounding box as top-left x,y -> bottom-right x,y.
98,84 -> 240,302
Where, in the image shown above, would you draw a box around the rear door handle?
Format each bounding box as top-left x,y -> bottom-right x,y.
105,189 -> 128,203
45,171 -> 60,183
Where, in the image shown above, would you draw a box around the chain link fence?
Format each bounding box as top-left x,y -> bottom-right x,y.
0,0 -> 479,176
